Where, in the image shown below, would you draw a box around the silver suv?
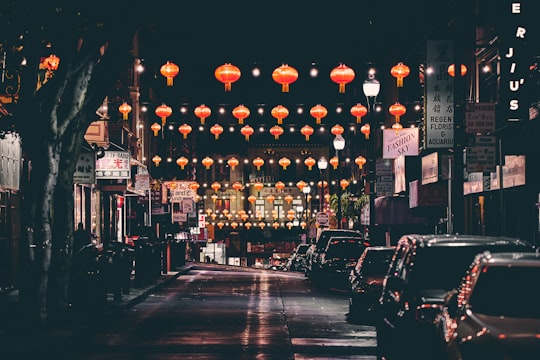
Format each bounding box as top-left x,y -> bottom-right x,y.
375,234 -> 534,360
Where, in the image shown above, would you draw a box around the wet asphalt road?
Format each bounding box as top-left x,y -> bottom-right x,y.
62,263 -> 378,359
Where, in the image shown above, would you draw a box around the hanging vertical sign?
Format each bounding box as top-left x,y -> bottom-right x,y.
425,40 -> 454,148
498,1 -> 531,123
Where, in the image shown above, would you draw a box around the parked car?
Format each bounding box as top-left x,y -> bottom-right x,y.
286,243 -> 310,272
437,251 -> 540,360
375,234 -> 534,360
348,246 -> 395,324
310,236 -> 370,289
305,229 -> 364,279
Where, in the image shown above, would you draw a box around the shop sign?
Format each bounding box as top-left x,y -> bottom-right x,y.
95,151 -> 130,179
382,127 -> 419,159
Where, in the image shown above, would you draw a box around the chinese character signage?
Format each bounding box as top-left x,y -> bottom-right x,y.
73,152 -> 96,184
425,40 -> 454,148
95,151 -> 130,179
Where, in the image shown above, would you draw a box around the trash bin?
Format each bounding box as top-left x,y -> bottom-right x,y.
98,249 -> 123,301
106,241 -> 135,295
170,240 -> 186,270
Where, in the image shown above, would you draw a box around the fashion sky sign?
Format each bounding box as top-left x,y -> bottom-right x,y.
382,128 -> 419,159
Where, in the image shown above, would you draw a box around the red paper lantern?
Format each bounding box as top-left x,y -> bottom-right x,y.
201,156 -> 214,169
189,182 -> 200,192
230,222 -> 238,229
160,61 -> 180,86
390,62 -> 410,87
350,103 -> 368,123
329,156 -> 339,170
301,125 -> 314,141
340,179 -> 350,190
227,157 -> 239,170
118,102 -> 132,120
266,194 -> 275,203
304,157 -> 316,170
330,63 -> 355,93
245,222 -> 253,229
178,124 -> 192,139
272,64 -> 298,92
232,104 -> 250,124
284,194 -> 294,204
269,125 -> 284,140
150,122 -> 161,136
155,104 -> 172,126
447,63 -> 467,77
214,63 -> 241,91
210,124 -> 224,139
355,156 -> 366,169
232,182 -> 243,191
211,182 -> 221,192
275,181 -> 285,192
279,157 -> 291,170
253,182 -> 264,192
240,125 -> 254,141
248,195 -> 257,204
176,157 -> 189,169
253,157 -> 265,170
361,123 -> 371,139
217,221 -> 224,229
152,155 -> 162,167
310,104 -> 328,124
331,124 -> 344,136
271,105 -> 289,124
392,122 -> 403,133
194,104 -> 211,124
296,180 -> 307,192
389,102 -> 407,123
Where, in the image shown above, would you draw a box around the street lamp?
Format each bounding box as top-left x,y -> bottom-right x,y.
317,156 -> 328,212
362,70 -> 381,239
333,135 -> 346,228
302,184 -> 311,220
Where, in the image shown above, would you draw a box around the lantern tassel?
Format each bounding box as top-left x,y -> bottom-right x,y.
282,84 -> 289,92
200,118 -> 205,125
397,77 -> 403,87
167,77 -> 173,86
225,83 -> 231,92
339,84 -> 345,93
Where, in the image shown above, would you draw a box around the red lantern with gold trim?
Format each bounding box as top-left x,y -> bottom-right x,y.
269,125 -> 284,140
279,157 -> 291,170
266,194 -> 275,203
389,102 -> 406,123
284,194 -> 294,204
272,64 -> 298,92
390,62 -> 410,87
392,122 -> 403,133
331,124 -> 344,136
211,182 -> 221,193
150,122 -> 161,136
189,182 -> 200,192
178,124 -> 192,139
253,182 -> 264,193
253,157 -> 264,171
160,61 -> 179,86
361,123 -> 371,140
447,63 -> 467,77
275,181 -> 285,192
355,156 -> 366,169
340,179 -> 350,191
271,105 -> 289,124
176,156 -> 189,170
304,157 -> 316,170
232,104 -> 250,124
296,180 -> 307,192
119,102 -> 132,120
245,222 -> 253,229
201,156 -> 214,169
227,157 -> 239,170
210,124 -> 224,139
248,195 -> 257,204
350,103 -> 368,123
330,63 -> 355,93
194,104 -> 211,124
329,156 -> 339,170
215,63 -> 241,91
232,182 -> 243,191
310,104 -> 328,124
300,125 -> 314,141
155,104 -> 172,126
240,125 -> 254,141
152,155 -> 162,167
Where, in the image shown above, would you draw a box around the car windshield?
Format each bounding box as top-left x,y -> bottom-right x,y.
326,240 -> 365,259
408,245 -> 530,291
469,266 -> 540,318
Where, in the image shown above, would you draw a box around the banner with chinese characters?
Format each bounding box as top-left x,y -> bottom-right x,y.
73,152 -> 96,184
425,39 -> 454,148
95,151 -> 130,179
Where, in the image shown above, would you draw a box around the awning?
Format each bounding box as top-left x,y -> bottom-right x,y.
375,195 -> 425,225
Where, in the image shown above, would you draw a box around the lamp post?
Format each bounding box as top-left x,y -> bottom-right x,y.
317,156 -> 328,213
333,135 -> 346,229
362,70 -> 381,239
302,185 -> 312,221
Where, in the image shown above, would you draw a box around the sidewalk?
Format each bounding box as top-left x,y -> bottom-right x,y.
0,262 -> 193,356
